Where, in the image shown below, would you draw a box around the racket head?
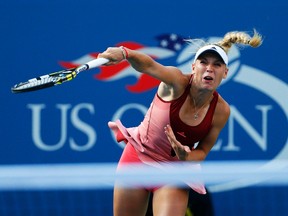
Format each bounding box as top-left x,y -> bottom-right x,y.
11,69 -> 77,93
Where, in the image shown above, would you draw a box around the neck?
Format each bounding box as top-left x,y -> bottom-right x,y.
190,88 -> 213,108
191,92 -> 213,121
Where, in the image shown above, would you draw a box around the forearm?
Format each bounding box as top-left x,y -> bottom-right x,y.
125,48 -> 158,73
99,46 -> 179,85
98,46 -> 155,73
185,149 -> 207,162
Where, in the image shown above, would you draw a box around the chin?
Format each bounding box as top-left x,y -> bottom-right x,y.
200,85 -> 214,92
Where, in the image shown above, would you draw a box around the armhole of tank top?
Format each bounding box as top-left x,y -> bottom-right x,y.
210,91 -> 219,112
189,74 -> 194,84
156,74 -> 194,103
213,91 -> 219,102
156,93 -> 173,103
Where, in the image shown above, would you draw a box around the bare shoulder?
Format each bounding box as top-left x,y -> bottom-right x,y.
157,69 -> 190,100
167,67 -> 192,86
214,94 -> 230,126
164,66 -> 185,79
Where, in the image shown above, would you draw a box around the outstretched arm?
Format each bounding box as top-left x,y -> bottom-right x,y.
98,47 -> 187,89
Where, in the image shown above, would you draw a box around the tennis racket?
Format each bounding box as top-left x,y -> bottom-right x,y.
11,57 -> 109,93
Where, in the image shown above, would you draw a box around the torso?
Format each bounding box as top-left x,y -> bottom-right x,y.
117,75 -> 219,160
169,80 -> 218,153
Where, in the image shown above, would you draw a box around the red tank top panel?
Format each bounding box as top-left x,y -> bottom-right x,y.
170,77 -> 219,149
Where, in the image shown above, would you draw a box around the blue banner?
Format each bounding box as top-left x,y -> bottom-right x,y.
1,0 -> 288,215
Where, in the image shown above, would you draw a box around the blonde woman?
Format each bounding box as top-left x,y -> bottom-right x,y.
98,30 -> 262,216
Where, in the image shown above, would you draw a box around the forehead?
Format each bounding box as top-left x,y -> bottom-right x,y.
197,51 -> 224,63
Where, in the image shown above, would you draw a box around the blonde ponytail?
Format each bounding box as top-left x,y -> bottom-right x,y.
217,29 -> 263,53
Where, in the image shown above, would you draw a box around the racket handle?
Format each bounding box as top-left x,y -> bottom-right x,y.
86,58 -> 109,69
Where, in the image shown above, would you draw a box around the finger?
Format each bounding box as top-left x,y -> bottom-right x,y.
97,51 -> 121,64
164,125 -> 176,139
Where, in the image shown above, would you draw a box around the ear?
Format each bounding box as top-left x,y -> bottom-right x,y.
222,67 -> 229,79
192,63 -> 195,71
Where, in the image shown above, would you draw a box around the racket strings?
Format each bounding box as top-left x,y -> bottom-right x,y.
11,58 -> 108,93
14,76 -> 60,90
12,71 -> 77,92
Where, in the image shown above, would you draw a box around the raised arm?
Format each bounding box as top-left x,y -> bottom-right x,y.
98,47 -> 188,96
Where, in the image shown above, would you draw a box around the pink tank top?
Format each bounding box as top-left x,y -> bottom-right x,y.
113,75 -> 219,162
170,79 -> 218,156
112,75 -> 217,194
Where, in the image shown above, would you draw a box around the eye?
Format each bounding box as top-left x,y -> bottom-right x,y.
199,59 -> 207,64
213,60 -> 224,67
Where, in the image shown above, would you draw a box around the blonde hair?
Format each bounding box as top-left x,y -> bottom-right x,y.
217,29 -> 262,53
186,29 -> 263,54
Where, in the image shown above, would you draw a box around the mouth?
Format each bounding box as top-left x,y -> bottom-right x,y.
203,75 -> 213,81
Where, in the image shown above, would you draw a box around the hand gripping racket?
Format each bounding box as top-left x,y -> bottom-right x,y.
11,58 -> 109,93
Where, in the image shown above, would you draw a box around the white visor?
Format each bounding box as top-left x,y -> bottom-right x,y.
193,45 -> 228,65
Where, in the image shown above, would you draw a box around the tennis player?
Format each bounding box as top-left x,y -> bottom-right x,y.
98,30 -> 262,216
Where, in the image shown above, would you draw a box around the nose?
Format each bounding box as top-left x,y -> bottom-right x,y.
206,63 -> 214,72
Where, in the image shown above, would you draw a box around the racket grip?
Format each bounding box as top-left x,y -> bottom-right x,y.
86,58 -> 109,69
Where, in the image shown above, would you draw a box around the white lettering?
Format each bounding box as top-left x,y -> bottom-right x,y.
27,104 -> 71,151
220,105 -> 272,151
70,103 -> 96,151
28,102 -> 272,153
28,103 -> 96,151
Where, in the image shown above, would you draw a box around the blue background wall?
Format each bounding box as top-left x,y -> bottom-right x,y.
1,0 -> 288,215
